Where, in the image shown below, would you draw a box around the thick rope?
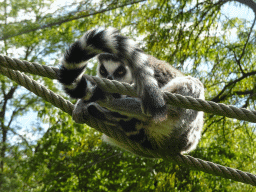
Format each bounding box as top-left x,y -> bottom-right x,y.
0,54 -> 256,123
1,55 -> 256,186
0,66 -> 73,116
170,154 -> 256,186
0,55 -> 58,79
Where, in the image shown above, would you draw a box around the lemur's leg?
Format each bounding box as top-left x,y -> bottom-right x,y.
160,76 -> 205,153
72,99 -> 128,126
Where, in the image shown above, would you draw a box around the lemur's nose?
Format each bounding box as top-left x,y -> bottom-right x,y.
107,75 -> 113,80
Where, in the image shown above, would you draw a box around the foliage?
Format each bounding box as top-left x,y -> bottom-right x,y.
0,0 -> 255,191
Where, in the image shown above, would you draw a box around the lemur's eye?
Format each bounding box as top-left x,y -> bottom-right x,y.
100,69 -> 106,74
114,66 -> 126,78
99,65 -> 108,77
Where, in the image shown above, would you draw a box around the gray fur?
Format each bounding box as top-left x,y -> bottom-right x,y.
102,75 -> 204,154
72,53 -> 205,155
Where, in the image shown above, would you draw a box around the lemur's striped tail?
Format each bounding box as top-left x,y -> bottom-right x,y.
58,27 -> 167,122
58,27 -> 143,99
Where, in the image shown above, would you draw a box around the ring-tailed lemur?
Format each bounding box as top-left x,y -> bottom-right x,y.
58,28 -> 205,154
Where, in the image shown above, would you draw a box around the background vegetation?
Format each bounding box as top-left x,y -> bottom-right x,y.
0,0 -> 255,191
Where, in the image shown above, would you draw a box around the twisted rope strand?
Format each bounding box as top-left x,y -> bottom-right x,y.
1,56 -> 256,186
0,54 -> 58,79
165,92 -> 256,123
0,54 -> 256,123
171,155 -> 256,186
0,66 -> 74,116
86,74 -> 137,97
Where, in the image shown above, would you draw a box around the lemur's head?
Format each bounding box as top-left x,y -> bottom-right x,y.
97,53 -> 133,84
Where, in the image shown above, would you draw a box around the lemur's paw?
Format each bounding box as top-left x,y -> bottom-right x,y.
141,87 -> 167,122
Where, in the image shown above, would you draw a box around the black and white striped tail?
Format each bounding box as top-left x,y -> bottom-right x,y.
58,27 -> 167,121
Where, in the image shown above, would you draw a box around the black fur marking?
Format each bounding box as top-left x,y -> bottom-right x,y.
140,138 -> 154,150
113,66 -> 126,78
127,128 -> 154,149
119,118 -> 139,132
154,68 -> 175,88
128,128 -> 145,142
65,76 -> 87,98
112,93 -> 121,99
88,86 -> 106,102
98,53 -> 120,62
58,66 -> 86,85
108,112 -> 128,119
87,105 -> 107,120
65,41 -> 96,64
136,48 -> 144,53
86,30 -> 114,53
99,64 -> 108,78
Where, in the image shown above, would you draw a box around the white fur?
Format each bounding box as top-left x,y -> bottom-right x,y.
97,60 -> 133,84
135,52 -> 148,68
61,59 -> 87,69
146,112 -> 177,146
104,27 -> 119,54
83,80 -> 95,101
145,66 -> 154,76
102,134 -> 135,153
99,60 -> 121,74
124,38 -> 137,56
184,111 -> 204,153
63,66 -> 86,89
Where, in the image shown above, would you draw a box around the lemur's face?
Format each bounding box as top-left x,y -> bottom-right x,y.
97,59 -> 133,84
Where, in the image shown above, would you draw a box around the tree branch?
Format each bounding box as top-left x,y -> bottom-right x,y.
0,0 -> 146,41
231,49 -> 245,74
202,116 -> 225,136
241,97 -> 250,108
7,99 -> 36,128
238,15 -> 256,63
214,89 -> 253,104
5,86 -> 18,100
211,71 -> 256,102
234,90 -> 253,95
6,125 -> 32,151
0,86 -> 18,119
40,152 -> 122,185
